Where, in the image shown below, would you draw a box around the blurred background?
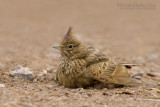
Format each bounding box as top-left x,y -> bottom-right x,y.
0,0 -> 159,71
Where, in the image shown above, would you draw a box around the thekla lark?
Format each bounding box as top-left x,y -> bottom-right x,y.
53,27 -> 141,88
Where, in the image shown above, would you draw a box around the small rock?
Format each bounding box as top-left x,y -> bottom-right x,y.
33,78 -> 38,82
46,85 -> 54,89
43,69 -> 48,75
157,83 -> 160,86
76,88 -> 85,93
37,69 -> 48,77
134,76 -> 142,80
146,84 -> 155,88
9,66 -> 34,80
46,68 -> 53,73
147,54 -> 159,61
0,84 -> 5,88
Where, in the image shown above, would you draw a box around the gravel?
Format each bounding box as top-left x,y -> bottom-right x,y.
9,66 -> 34,80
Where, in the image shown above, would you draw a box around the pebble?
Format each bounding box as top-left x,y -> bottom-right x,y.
0,84 -> 5,88
134,76 -> 142,80
33,78 -> 38,82
146,84 -> 155,88
37,69 -> 48,77
9,66 -> 34,80
46,85 -> 54,89
157,83 -> 160,86
46,68 -> 53,73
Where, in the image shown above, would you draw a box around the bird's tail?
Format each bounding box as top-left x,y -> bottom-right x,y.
118,63 -> 141,69
108,65 -> 142,86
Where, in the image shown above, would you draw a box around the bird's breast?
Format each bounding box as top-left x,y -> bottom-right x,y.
56,58 -> 95,88
59,59 -> 87,74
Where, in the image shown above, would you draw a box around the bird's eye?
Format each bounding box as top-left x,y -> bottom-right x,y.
68,45 -> 73,49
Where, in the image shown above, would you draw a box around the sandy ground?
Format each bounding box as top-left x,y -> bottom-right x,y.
0,0 -> 160,107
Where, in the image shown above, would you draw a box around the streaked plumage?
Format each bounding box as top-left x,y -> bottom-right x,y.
53,27 -> 141,88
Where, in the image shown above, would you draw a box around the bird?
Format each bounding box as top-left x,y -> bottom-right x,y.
53,26 -> 141,88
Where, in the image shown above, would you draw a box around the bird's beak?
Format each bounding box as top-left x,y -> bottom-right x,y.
52,45 -> 61,50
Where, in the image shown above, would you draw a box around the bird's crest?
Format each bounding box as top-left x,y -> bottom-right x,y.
65,26 -> 73,38
61,26 -> 80,45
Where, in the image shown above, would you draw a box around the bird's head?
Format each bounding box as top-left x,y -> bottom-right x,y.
53,26 -> 88,60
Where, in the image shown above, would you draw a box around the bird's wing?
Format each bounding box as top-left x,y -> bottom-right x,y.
85,46 -> 109,66
85,47 -> 141,86
88,59 -> 141,86
88,59 -> 116,82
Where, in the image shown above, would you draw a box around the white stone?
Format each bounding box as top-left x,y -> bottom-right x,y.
9,66 -> 34,80
0,84 -> 5,88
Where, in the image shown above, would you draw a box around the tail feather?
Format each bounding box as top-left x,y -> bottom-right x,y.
109,65 -> 142,86
118,63 -> 141,69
